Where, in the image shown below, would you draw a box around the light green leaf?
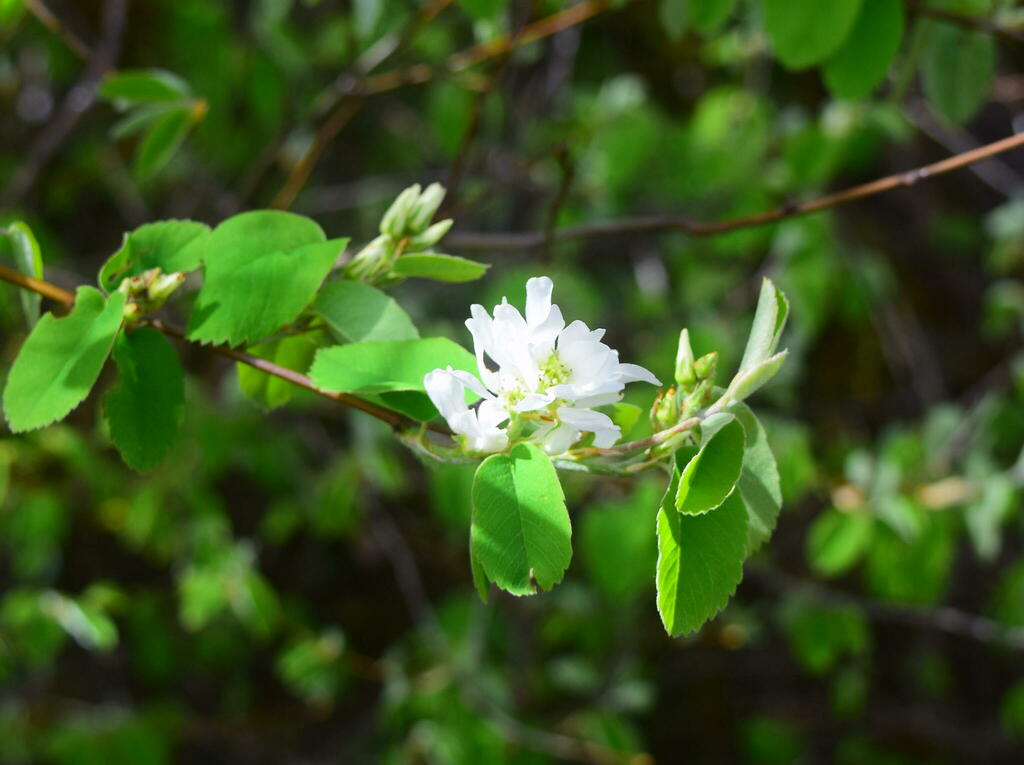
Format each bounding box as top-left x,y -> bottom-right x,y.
187,211 -> 345,346
580,481 -> 659,602
238,331 -> 324,410
391,253 -> 489,282
103,327 -> 184,472
657,481 -> 749,637
99,69 -> 192,103
739,277 -> 789,373
806,508 -> 873,578
725,350 -> 787,404
111,102 -> 177,140
2,221 -> 44,327
675,413 -> 745,515
730,403 -> 783,554
606,401 -> 643,439
135,107 -> 192,179
314,280 -> 419,343
98,219 -> 210,292
3,288 -> 125,432
470,443 -> 571,596
762,0 -> 863,70
921,21 -> 994,125
822,0 -> 904,100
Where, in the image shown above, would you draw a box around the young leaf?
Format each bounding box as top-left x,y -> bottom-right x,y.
187,211 -> 345,346
729,403 -> 783,554
135,106 -> 192,180
675,413 -> 745,515
3,288 -> 125,432
314,280 -> 419,343
237,332 -> 324,410
738,278 -> 789,373
806,509 -> 873,578
921,21 -> 994,125
98,219 -> 210,292
391,253 -> 489,283
822,0 -> 904,100
470,443 -> 571,596
104,327 -> 184,471
724,350 -> 787,405
2,221 -> 44,327
99,69 -> 191,103
762,0 -> 862,70
657,480 -> 749,637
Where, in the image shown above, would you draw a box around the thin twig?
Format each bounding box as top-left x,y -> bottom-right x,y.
0,264 -> 450,435
909,0 -> 1024,44
443,129 -> 1024,251
22,0 -> 93,60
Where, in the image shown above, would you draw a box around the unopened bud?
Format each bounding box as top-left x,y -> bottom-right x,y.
694,351 -> 718,381
344,234 -> 393,281
651,387 -> 679,430
408,218 -> 453,250
407,183 -> 446,233
674,329 -> 696,389
680,378 -> 713,417
380,184 -> 421,237
147,271 -> 186,306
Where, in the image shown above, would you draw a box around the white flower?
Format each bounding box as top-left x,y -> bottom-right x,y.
424,276 -> 660,454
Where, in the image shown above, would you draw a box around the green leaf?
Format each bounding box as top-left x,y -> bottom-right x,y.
675,413 -> 745,515
657,482 -> 749,637
110,103 -> 177,140
779,596 -> 869,675
2,221 -> 44,327
921,21 -> 994,125
690,0 -> 739,35
135,107 -> 192,179
470,443 -> 571,596
187,211 -> 345,346
806,508 -> 873,578
3,288 -> 125,432
725,350 -> 787,405
99,69 -> 191,103
606,401 -> 643,439
314,280 -> 419,343
822,0 -> 904,100
659,0 -> 688,39
237,331 -> 324,410
98,219 -> 210,292
391,253 -> 489,283
762,0 -> 863,70
580,481 -> 659,602
739,277 -> 789,373
103,327 -> 184,472
730,403 -> 783,554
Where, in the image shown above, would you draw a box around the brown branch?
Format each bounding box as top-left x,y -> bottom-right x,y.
444,129 -> 1024,251
22,0 -> 93,60
0,264 -> 449,435
909,0 -> 1024,44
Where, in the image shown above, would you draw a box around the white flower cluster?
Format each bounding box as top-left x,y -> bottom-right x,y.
424,277 -> 660,454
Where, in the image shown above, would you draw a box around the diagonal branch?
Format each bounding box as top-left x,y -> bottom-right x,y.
444,129 -> 1024,251
0,264 -> 450,435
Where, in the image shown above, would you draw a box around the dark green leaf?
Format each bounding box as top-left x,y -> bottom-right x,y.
104,327 -> 184,471
470,443 -> 571,596
135,107 -> 192,179
99,69 -> 191,103
822,0 -> 904,99
3,288 -> 125,432
2,221 -> 44,327
762,0 -> 863,70
805,508 -> 873,577
921,20 -> 994,125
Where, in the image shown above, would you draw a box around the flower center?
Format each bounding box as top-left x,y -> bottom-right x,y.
539,352 -> 570,387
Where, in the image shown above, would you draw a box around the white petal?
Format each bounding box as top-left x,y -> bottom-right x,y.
616,362 -> 661,386
592,426 -> 621,448
448,368 -> 491,399
557,406 -> 615,432
525,276 -> 554,327
540,423 -> 579,455
424,368 -> 467,422
477,398 -> 510,430
570,390 -> 623,408
514,391 -> 556,412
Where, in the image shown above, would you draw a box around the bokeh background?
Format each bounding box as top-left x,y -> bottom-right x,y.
2,0 -> 1024,762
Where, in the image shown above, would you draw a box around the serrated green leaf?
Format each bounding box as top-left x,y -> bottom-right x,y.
98,219 -> 209,292
470,443 -> 571,596
762,0 -> 863,70
2,221 -> 44,327
729,403 -> 782,554
806,508 -> 873,578
314,280 -> 419,343
187,211 -> 345,346
99,69 -> 191,103
822,0 -> 904,100
135,107 -> 192,179
391,253 -> 489,283
675,413 -> 745,515
103,327 -> 184,472
657,479 -> 748,637
739,277 -> 789,373
921,20 -> 994,125
237,331 -> 324,410
3,288 -> 125,432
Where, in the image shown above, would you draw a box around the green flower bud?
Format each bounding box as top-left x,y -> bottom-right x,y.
407,182 -> 446,233
694,351 -> 718,381
651,386 -> 679,430
408,218 -> 453,250
146,271 -> 186,307
680,378 -> 713,418
344,234 -> 393,281
674,328 -> 696,389
380,184 -> 421,237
